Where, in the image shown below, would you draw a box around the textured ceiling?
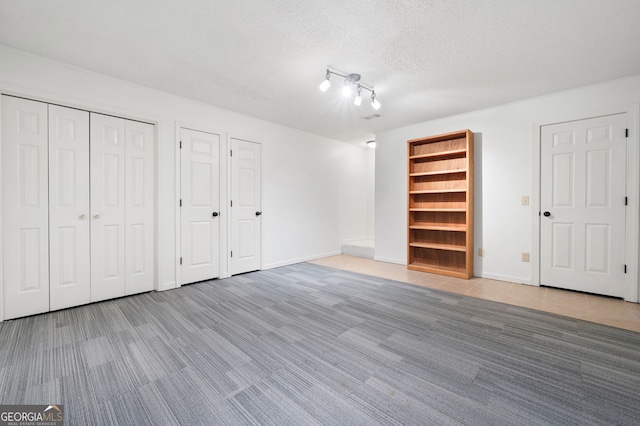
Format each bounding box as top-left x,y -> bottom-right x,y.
1,0 -> 640,145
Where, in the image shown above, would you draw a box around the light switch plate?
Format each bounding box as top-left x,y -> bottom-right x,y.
522,252 -> 530,262
521,196 -> 530,206
478,248 -> 485,257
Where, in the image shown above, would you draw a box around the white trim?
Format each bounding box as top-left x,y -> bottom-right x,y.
0,97 -> 4,321
263,251 -> 342,270
174,123 -> 182,287
224,133 -> 233,278
219,134 -> 230,279
626,104 -> 640,302
260,141 -> 263,272
531,121 -> 542,289
153,121 -> 162,292
532,104 -> 639,302
373,256 -> 406,265
0,84 -> 161,126
476,272 -> 533,285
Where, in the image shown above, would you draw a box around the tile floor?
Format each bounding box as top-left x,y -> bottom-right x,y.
310,255 -> 640,333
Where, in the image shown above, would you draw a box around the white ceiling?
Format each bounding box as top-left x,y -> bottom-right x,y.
1,1 -> 640,145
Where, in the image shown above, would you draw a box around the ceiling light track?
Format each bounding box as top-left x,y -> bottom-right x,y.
319,69 -> 381,110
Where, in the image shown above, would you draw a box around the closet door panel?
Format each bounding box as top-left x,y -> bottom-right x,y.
90,113 -> 126,302
49,105 -> 91,310
1,96 -> 50,319
125,120 -> 155,295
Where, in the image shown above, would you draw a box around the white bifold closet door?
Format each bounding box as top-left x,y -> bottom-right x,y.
1,96 -> 50,319
90,113 -> 155,302
90,114 -> 126,301
124,120 -> 155,295
49,105 -> 91,310
2,95 -> 155,320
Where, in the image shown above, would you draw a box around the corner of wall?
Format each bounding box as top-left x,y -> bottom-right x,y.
263,251 -> 342,270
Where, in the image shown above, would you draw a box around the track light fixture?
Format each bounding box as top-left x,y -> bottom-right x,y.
319,69 -> 381,109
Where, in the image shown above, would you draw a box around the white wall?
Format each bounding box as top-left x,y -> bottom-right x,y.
0,45 -> 374,295
376,74 -> 640,286
339,147 -> 375,243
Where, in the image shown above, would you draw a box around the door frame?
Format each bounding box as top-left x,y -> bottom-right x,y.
228,135 -> 264,275
0,97 -> 5,322
531,103 -> 640,302
174,123 -> 229,286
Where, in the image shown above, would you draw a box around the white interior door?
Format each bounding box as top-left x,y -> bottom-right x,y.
231,138 -> 261,275
90,113 -> 126,302
125,120 -> 155,295
1,96 -> 50,319
48,105 -> 91,310
180,128 -> 220,284
540,114 -> 627,297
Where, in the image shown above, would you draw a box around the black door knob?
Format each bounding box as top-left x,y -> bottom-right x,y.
255,211 -> 262,216
543,211 -> 551,217
212,212 -> 219,217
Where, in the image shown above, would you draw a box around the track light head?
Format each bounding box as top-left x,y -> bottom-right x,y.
371,92 -> 381,110
319,79 -> 331,92
354,86 -> 362,106
319,70 -> 331,92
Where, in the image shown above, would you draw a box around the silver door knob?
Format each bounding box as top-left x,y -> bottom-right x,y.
79,214 -> 86,220
93,214 -> 101,219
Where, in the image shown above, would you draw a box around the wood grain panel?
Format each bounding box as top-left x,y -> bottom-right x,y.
409,136 -> 467,156
410,172 -> 467,191
411,156 -> 467,174
409,192 -> 466,209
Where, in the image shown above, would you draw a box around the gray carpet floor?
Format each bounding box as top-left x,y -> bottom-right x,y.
1,262 -> 639,425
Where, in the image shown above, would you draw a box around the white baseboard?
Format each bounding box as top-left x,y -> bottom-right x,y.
263,251 -> 342,270
373,256 -> 406,265
475,272 -> 533,285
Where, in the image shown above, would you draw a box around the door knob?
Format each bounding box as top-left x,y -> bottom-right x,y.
543,211 -> 551,217
79,214 -> 86,220
212,212 -> 219,217
255,211 -> 262,216
93,214 -> 101,219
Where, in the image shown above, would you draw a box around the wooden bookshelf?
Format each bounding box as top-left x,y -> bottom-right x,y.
407,130 -> 474,279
